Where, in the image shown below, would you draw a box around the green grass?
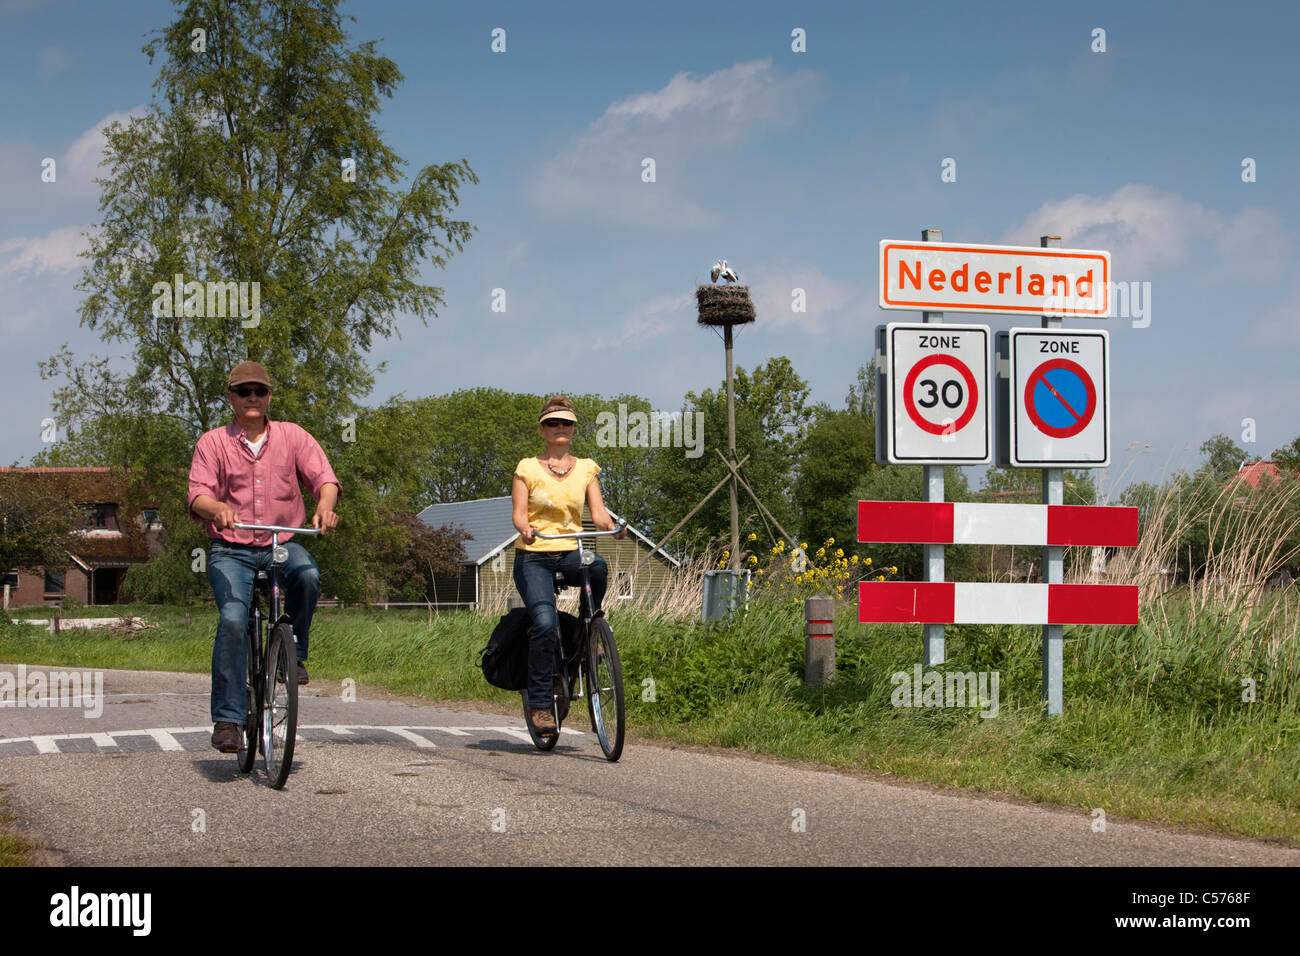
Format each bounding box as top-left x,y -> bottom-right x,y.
0,787 -> 39,866
2,592 -> 1297,845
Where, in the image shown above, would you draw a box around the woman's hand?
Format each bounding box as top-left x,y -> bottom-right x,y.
520,526 -> 538,546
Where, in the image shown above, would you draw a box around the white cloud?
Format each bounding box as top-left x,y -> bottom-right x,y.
592,291 -> 695,350
0,224 -> 90,276
748,267 -> 857,333
1003,185 -> 1293,285
1002,184 -> 1220,275
0,107 -> 146,213
527,60 -> 822,229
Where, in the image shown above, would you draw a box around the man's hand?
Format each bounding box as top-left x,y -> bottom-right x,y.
213,503 -> 239,531
312,507 -> 339,534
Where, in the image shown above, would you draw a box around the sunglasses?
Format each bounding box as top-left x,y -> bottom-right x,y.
542,419 -> 574,428
231,385 -> 269,398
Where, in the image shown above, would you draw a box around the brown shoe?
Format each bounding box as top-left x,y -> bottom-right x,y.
297,663 -> 309,685
211,722 -> 241,753
530,708 -> 557,736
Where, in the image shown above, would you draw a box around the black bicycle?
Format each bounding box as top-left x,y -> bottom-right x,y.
523,523 -> 627,761
232,522 -> 320,788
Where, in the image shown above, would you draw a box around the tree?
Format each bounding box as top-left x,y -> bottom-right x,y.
1271,436 -> 1300,472
644,357 -> 810,551
979,465 -> 1097,504
1197,434 -> 1248,481
41,0 -> 476,598
794,407 -> 876,549
852,464 -> 976,581
0,475 -> 88,578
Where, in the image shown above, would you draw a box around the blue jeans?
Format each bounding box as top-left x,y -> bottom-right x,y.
513,548 -> 607,710
208,540 -> 321,724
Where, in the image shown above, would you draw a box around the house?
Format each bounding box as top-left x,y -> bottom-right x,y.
1230,460 -> 1283,490
1,468 -> 161,609
414,496 -> 680,609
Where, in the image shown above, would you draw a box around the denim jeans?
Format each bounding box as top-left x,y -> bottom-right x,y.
208,539 -> 321,724
513,548 -> 607,710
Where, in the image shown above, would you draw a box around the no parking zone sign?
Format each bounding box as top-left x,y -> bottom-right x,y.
997,328 -> 1110,467
877,322 -> 991,465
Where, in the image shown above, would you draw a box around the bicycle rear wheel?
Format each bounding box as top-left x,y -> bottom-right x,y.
262,623 -> 298,788
585,617 -> 625,761
238,622 -> 258,773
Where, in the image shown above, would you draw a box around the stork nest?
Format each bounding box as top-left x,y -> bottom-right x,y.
696,285 -> 756,326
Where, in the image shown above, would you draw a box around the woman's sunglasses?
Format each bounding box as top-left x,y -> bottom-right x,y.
232,385 -> 269,398
542,418 -> 573,428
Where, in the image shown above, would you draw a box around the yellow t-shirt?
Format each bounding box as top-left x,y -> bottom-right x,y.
515,456 -> 601,552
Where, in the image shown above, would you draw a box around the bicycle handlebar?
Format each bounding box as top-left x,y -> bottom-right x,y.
232,522 -> 322,534
532,519 -> 627,541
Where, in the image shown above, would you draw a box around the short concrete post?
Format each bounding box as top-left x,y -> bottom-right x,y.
804,595 -> 835,685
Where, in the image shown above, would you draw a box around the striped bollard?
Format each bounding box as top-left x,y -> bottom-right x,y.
804,595 -> 835,686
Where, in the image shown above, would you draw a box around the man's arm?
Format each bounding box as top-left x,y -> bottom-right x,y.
191,494 -> 239,531
312,483 -> 340,533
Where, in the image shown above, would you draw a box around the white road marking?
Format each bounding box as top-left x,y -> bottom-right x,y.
0,723 -> 584,753
379,727 -> 437,748
146,730 -> 183,751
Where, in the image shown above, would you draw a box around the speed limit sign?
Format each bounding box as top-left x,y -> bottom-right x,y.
877,322 -> 991,464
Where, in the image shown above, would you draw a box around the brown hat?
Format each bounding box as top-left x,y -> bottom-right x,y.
228,361 -> 271,389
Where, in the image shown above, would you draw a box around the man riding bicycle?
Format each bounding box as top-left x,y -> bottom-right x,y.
187,361 -> 341,753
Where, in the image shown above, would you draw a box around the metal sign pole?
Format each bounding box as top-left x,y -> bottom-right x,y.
1039,235 -> 1064,716
921,227 -> 945,666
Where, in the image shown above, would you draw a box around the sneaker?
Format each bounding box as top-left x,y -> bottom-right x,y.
297,663 -> 309,685
530,708 -> 557,736
211,722 -> 241,753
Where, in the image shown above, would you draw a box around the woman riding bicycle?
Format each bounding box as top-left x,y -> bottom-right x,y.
512,395 -> 626,737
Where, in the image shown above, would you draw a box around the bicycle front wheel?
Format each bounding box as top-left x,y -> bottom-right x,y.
238,622 -> 258,773
585,617 -> 625,761
262,623 -> 298,788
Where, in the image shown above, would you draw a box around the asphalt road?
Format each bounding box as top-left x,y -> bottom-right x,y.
1,664 -> 1296,866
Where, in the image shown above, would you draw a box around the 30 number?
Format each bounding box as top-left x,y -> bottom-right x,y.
916,379 -> 963,409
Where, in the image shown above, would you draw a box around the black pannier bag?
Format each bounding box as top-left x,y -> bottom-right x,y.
479,606 -> 580,691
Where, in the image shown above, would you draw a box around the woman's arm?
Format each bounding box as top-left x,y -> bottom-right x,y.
586,477 -> 627,538
512,474 -> 537,545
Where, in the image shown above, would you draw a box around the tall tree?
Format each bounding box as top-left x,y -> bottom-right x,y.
38,0 -> 476,601
1197,434 -> 1248,481
794,406 -> 876,549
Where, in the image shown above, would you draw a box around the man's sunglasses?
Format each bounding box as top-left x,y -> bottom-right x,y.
231,385 -> 269,398
542,418 -> 573,428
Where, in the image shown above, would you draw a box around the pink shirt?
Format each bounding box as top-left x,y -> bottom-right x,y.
188,418 -> 341,546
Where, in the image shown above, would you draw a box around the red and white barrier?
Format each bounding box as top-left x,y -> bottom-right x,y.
857,501 -> 1137,547
857,582 -> 1138,625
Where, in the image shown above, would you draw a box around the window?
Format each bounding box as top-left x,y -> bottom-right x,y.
44,570 -> 66,594
2,571 -> 17,588
141,508 -> 162,530
92,503 -> 120,531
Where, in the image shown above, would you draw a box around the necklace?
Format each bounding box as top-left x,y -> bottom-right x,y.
545,457 -> 573,477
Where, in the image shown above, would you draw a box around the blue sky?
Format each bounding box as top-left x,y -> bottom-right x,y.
1,0 -> 1297,495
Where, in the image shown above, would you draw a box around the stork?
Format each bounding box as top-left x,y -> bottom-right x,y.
710,260 -> 723,284
720,260 -> 739,284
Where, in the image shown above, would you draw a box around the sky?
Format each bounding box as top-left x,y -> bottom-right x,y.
1,0 -> 1297,497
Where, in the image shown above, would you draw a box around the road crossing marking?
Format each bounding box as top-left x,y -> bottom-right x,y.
0,723 -> 586,755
